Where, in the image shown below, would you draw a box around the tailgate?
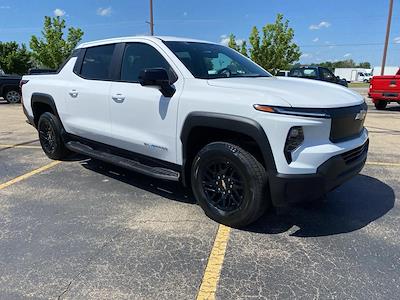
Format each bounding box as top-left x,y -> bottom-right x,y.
370,76 -> 400,95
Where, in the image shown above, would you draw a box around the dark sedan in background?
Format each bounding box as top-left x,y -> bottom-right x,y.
0,75 -> 22,103
289,66 -> 348,87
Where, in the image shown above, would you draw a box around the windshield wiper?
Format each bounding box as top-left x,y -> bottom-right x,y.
232,74 -> 270,78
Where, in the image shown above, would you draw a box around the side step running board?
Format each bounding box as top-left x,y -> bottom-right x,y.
66,141 -> 180,181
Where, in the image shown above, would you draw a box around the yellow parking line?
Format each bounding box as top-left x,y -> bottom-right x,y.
366,161 -> 400,167
0,161 -> 61,191
197,224 -> 231,300
0,144 -> 41,149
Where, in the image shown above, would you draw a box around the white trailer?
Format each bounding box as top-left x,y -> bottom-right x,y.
372,66 -> 399,76
334,68 -> 371,82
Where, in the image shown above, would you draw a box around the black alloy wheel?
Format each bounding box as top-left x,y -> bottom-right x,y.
38,112 -> 70,160
200,159 -> 245,213
192,142 -> 269,227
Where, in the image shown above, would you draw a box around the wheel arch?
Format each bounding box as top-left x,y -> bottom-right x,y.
180,112 -> 277,186
31,93 -> 60,127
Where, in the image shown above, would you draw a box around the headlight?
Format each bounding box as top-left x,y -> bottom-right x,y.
284,126 -> 304,163
254,104 -> 329,118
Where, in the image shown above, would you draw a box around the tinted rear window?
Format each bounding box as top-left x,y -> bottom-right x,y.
80,44 -> 115,80
290,68 -> 317,79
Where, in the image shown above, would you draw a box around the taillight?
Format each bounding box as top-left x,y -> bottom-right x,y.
19,79 -> 29,89
19,80 -> 29,104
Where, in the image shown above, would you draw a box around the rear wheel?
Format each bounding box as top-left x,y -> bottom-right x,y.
38,112 -> 70,160
374,101 -> 387,110
4,89 -> 21,104
191,142 -> 269,227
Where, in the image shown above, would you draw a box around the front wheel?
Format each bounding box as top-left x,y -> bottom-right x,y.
191,142 -> 269,228
375,101 -> 387,110
38,112 -> 70,160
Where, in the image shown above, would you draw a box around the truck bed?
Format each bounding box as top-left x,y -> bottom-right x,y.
369,69 -> 400,102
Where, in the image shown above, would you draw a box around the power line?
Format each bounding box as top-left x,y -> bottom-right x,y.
299,42 -> 399,48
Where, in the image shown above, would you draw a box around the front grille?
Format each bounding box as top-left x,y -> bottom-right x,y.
341,140 -> 369,165
329,102 -> 367,143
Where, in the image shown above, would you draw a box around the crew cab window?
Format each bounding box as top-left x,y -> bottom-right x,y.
290,69 -> 303,77
121,43 -> 176,82
321,68 -> 335,81
80,44 -> 115,80
303,69 -> 317,79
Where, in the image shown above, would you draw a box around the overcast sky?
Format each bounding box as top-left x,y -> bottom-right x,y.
0,0 -> 399,67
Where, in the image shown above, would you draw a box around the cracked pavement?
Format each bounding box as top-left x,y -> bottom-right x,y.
0,94 -> 399,299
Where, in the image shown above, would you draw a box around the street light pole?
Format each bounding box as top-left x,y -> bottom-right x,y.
149,0 -> 154,36
381,0 -> 394,75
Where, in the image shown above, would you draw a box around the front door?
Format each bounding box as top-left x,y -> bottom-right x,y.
108,42 -> 182,164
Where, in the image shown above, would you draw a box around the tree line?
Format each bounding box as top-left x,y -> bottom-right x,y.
301,60 -> 371,71
227,14 -> 371,74
0,16 -> 83,75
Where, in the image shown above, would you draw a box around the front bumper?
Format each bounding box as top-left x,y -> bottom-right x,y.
269,139 -> 369,206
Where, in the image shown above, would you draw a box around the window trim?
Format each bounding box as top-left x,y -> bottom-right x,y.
115,42 -> 179,84
57,48 -> 81,74
73,43 -> 118,82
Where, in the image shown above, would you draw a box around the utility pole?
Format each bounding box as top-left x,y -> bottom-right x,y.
149,0 -> 154,36
381,0 -> 394,75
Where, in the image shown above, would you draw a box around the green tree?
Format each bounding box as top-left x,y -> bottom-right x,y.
0,41 -> 32,75
358,62 -> 371,69
249,14 -> 301,74
240,41 -> 248,57
227,34 -> 248,57
310,60 -> 372,72
228,34 -> 240,51
30,16 -> 84,69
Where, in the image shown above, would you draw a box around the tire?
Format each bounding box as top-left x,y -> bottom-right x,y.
191,142 -> 269,227
375,101 -> 387,110
4,89 -> 21,104
38,112 -> 70,160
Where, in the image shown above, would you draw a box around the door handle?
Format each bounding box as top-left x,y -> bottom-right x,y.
69,90 -> 78,98
112,93 -> 126,102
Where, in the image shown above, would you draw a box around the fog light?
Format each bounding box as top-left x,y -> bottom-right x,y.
284,126 -> 304,163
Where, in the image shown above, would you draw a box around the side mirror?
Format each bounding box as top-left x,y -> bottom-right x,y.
138,68 -> 175,97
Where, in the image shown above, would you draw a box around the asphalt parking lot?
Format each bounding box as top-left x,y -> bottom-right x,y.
0,91 -> 399,299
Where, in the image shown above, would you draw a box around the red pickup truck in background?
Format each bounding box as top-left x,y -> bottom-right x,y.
369,68 -> 400,110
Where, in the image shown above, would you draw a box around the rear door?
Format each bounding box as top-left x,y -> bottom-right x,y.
108,41 -> 182,164
63,44 -> 115,143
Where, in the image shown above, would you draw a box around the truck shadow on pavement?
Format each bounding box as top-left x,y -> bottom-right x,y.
245,175 -> 395,237
81,159 -> 195,204
81,159 -> 395,237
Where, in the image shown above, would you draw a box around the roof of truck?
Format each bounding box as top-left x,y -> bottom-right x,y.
77,36 -> 215,49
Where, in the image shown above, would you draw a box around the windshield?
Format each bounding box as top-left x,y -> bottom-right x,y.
164,41 -> 271,79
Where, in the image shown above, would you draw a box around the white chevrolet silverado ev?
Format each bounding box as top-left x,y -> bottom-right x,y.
22,36 -> 369,227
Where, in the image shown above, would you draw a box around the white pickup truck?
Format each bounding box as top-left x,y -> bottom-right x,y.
22,36 -> 369,227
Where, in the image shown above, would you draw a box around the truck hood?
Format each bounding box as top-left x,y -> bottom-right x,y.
207,76 -> 364,108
